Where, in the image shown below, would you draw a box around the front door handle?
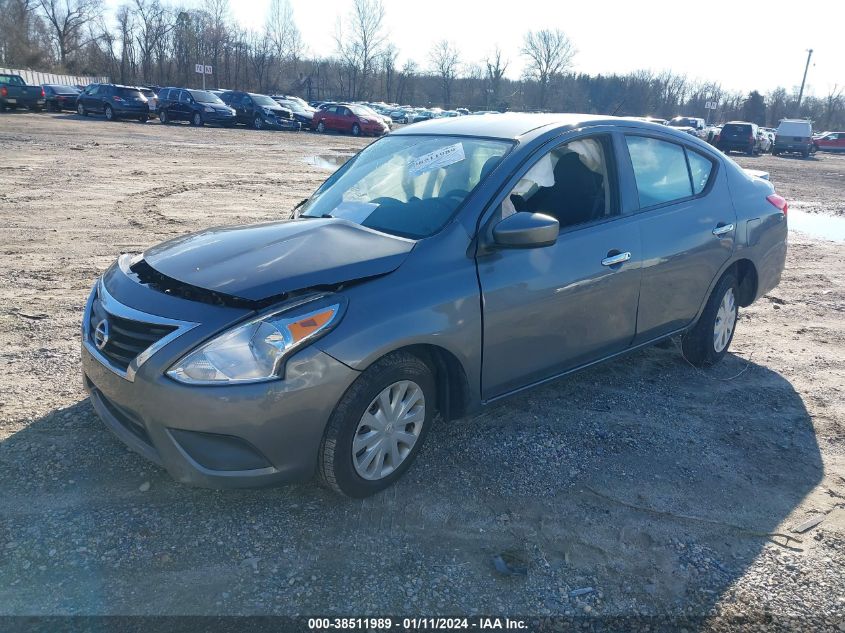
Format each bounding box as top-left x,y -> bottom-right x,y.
712,223 -> 735,236
601,251 -> 631,267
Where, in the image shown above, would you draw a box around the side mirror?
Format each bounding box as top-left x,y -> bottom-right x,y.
492,212 -> 559,249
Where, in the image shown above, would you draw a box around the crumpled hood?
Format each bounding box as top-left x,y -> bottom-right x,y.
142,218 -> 415,301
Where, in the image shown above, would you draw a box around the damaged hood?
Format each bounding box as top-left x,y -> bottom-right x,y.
142,218 -> 415,301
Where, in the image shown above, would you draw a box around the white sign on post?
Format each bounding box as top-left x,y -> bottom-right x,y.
204,65 -> 213,75
195,64 -> 204,74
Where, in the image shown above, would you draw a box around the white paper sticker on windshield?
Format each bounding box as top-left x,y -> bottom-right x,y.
408,143 -> 465,177
331,200 -> 378,224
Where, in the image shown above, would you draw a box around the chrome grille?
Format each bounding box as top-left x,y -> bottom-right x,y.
88,310 -> 176,371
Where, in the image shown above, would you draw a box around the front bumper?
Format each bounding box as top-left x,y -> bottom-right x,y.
265,115 -> 301,130
204,110 -> 236,124
81,266 -> 359,488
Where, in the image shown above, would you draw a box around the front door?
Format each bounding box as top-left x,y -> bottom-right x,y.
478,134 -> 643,399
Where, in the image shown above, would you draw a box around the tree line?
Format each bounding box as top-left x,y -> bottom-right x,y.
1,0 -> 843,129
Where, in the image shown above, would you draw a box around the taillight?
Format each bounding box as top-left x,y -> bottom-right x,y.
715,134 -> 721,142
767,194 -> 788,217
41,87 -> 45,97
0,86 -> 6,97
113,96 -> 123,101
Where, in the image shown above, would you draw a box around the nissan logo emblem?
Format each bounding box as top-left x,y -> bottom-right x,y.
94,319 -> 110,351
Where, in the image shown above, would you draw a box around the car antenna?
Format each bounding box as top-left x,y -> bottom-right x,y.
611,100 -> 625,116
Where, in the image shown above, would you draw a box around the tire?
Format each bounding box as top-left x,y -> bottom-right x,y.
351,123 -> 361,136
746,144 -> 754,156
253,115 -> 264,130
802,148 -> 811,158
138,115 -> 147,123
77,102 -> 87,117
192,112 -> 204,127
159,110 -> 168,124
772,149 -> 779,156
318,351 -> 435,498
316,120 -> 325,133
104,105 -> 114,121
681,272 -> 738,367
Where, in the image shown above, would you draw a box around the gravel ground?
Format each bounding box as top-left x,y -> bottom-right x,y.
0,112 -> 844,631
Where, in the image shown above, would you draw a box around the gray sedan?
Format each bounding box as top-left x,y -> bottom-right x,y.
81,113 -> 788,497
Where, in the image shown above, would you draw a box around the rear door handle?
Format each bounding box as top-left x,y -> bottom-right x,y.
712,223 -> 735,236
601,251 -> 631,267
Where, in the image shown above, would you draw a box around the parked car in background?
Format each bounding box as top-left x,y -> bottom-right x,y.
757,129 -> 774,153
668,116 -> 707,139
357,104 -> 393,128
81,113 -> 787,497
139,87 -> 158,118
220,91 -> 301,130
412,109 -> 439,123
716,121 -> 761,155
157,88 -> 235,126
0,73 -> 45,111
812,131 -> 845,153
773,119 -> 814,157
42,84 -> 81,111
271,96 -> 315,126
312,103 -> 388,136
389,108 -> 414,123
76,84 -> 149,122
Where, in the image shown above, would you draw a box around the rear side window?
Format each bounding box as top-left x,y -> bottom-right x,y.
687,151 -> 714,195
626,136 -> 692,207
116,87 -> 142,98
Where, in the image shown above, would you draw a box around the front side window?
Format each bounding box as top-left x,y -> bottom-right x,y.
502,136 -> 616,230
300,135 -> 512,239
626,136 -> 692,207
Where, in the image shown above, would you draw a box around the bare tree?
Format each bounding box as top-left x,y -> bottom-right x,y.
266,0 -> 301,62
247,29 -> 272,93
484,46 -> 508,108
38,0 -> 103,67
521,28 -> 575,109
132,0 -> 173,83
429,39 -> 459,107
822,84 -> 843,130
334,0 -> 386,99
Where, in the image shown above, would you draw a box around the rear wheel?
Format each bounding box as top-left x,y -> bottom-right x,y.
319,351 -> 435,498
159,110 -> 168,124
802,148 -> 811,158
681,273 -> 738,367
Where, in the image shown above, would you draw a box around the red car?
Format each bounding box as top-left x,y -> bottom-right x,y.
312,103 -> 388,137
813,132 -> 845,153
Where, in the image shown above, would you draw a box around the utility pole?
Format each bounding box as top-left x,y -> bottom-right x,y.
796,48 -> 813,116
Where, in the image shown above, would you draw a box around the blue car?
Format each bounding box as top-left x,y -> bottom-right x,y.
82,113 -> 787,497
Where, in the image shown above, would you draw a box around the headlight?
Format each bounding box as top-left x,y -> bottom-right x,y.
203,105 -> 214,112
167,295 -> 345,385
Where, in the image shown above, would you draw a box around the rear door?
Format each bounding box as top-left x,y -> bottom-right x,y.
477,132 -> 643,399
624,134 -> 735,343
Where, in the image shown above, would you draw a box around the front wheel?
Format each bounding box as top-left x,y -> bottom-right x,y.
319,351 -> 435,498
104,105 -> 114,121
681,273 -> 738,367
316,120 -> 325,133
351,123 -> 361,136
192,112 -> 203,127
253,115 -> 263,130
77,102 -> 87,117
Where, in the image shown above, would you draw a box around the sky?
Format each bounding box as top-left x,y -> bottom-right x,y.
110,0 -> 844,96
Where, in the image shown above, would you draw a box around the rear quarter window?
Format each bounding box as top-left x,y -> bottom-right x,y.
686,150 -> 714,195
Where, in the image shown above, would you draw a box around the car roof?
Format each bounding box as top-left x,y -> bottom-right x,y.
392,112 -> 625,140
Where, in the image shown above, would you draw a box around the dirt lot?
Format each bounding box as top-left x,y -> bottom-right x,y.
1,112 -> 844,629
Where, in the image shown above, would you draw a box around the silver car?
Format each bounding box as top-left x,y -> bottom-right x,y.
82,114 -> 788,497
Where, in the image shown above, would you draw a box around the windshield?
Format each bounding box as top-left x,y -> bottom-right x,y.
189,90 -> 223,104
349,105 -> 375,117
668,117 -> 694,127
251,94 -> 278,107
300,135 -> 512,239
